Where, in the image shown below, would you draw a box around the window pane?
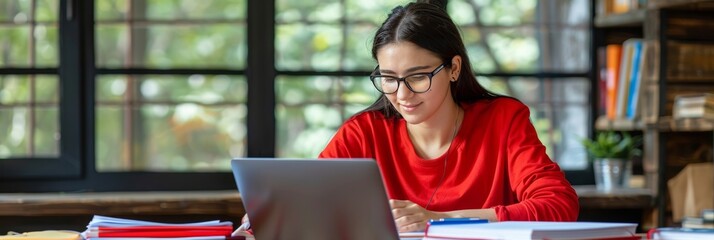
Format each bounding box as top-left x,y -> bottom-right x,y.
276,104 -> 342,158
0,1 -> 59,68
276,0 -> 403,71
95,0 -> 129,20
345,0 -> 410,23
144,0 -> 247,20
96,0 -> 246,21
0,75 -> 60,158
344,24 -> 379,70
450,0 -> 590,73
96,25 -> 246,69
276,24 -> 342,71
95,75 -> 247,172
96,104 -> 247,172
276,76 -> 378,157
95,107 -> 122,170
35,25 -> 59,67
0,27 -> 30,66
276,0 -> 343,23
34,107 -> 59,156
98,75 -> 246,103
0,106 -> 59,158
276,76 -> 335,105
95,0 -> 247,69
477,76 -> 589,169
34,75 -> 59,102
0,108 -> 30,157
1,75 -> 30,103
36,0 -> 59,22
0,0 -> 31,22
449,0 -> 589,27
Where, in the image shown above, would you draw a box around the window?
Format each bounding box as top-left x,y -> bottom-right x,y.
0,0 -> 82,179
447,0 -> 592,169
0,0 -> 593,192
1,1 -> 59,157
275,0 -> 593,169
274,0 -> 407,157
93,0 -> 247,172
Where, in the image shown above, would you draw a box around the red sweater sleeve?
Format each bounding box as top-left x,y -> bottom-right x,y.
319,116 -> 371,159
493,104 -> 579,221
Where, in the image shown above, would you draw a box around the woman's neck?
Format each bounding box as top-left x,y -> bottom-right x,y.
406,102 -> 463,159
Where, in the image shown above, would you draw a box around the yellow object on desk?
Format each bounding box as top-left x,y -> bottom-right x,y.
0,231 -> 80,240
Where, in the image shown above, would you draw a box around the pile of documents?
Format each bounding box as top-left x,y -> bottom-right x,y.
81,215 -> 233,240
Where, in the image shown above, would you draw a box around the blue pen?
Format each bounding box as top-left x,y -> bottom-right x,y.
428,218 -> 489,225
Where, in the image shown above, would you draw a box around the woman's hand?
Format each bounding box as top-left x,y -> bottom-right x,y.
231,214 -> 252,237
389,199 -> 446,232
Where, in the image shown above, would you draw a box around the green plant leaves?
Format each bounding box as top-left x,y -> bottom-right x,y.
581,131 -> 642,159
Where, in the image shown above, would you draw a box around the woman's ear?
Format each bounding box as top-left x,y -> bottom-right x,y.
450,55 -> 462,81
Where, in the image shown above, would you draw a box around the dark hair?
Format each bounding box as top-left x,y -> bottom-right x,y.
361,1 -> 498,118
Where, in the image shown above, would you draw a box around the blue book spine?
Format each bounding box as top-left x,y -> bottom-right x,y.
626,40 -> 643,120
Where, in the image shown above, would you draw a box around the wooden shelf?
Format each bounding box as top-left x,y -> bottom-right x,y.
657,116 -> 714,131
649,0 -> 714,10
595,9 -> 646,28
595,116 -> 644,131
0,190 -> 244,217
575,185 -> 654,209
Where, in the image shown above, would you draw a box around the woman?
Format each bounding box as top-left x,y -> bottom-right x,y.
318,1 -> 579,233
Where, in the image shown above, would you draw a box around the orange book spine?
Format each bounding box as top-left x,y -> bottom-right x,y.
606,44 -> 622,120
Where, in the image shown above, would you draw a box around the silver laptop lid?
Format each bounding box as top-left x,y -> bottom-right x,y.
231,158 -> 399,240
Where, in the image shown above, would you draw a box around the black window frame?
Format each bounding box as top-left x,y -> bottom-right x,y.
0,0 -> 594,193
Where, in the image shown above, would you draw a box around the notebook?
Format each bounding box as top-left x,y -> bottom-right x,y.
424,221 -> 638,240
231,158 -> 400,240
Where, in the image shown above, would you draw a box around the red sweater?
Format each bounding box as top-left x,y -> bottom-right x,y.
319,98 -> 579,221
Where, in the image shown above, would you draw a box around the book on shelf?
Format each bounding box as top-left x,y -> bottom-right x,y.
424,221 -> 638,240
606,44 -> 623,120
597,0 -> 647,15
80,215 -> 234,239
682,217 -> 714,229
598,46 -> 608,116
682,209 -> 714,229
704,209 -> 714,221
625,39 -> 645,120
673,93 -> 714,119
616,39 -> 643,119
602,38 -> 648,121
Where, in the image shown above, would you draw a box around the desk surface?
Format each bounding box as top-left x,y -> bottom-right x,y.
0,190 -> 243,216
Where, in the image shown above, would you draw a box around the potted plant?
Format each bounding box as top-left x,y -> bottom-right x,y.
581,131 -> 642,191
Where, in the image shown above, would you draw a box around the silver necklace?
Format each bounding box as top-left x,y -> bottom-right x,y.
424,106 -> 461,210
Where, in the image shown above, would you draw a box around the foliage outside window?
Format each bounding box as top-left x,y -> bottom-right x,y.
276,0 -> 592,170
94,0 -> 247,172
0,0 -> 60,158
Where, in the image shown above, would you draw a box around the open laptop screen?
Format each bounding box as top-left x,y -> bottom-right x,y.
231,158 -> 399,240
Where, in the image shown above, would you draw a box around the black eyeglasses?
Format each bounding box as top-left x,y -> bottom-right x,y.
369,63 -> 445,94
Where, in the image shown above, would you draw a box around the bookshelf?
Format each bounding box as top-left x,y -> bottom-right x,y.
593,0 -> 714,229
594,9 -> 646,28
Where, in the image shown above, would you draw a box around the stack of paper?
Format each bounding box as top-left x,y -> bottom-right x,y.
81,215 -> 233,240
424,221 -> 638,240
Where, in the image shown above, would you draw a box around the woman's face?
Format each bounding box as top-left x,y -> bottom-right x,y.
375,42 -> 455,125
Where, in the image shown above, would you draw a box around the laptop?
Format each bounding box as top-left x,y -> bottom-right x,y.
231,158 -> 400,240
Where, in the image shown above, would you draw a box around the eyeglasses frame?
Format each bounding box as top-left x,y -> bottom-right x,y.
369,63 -> 446,94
